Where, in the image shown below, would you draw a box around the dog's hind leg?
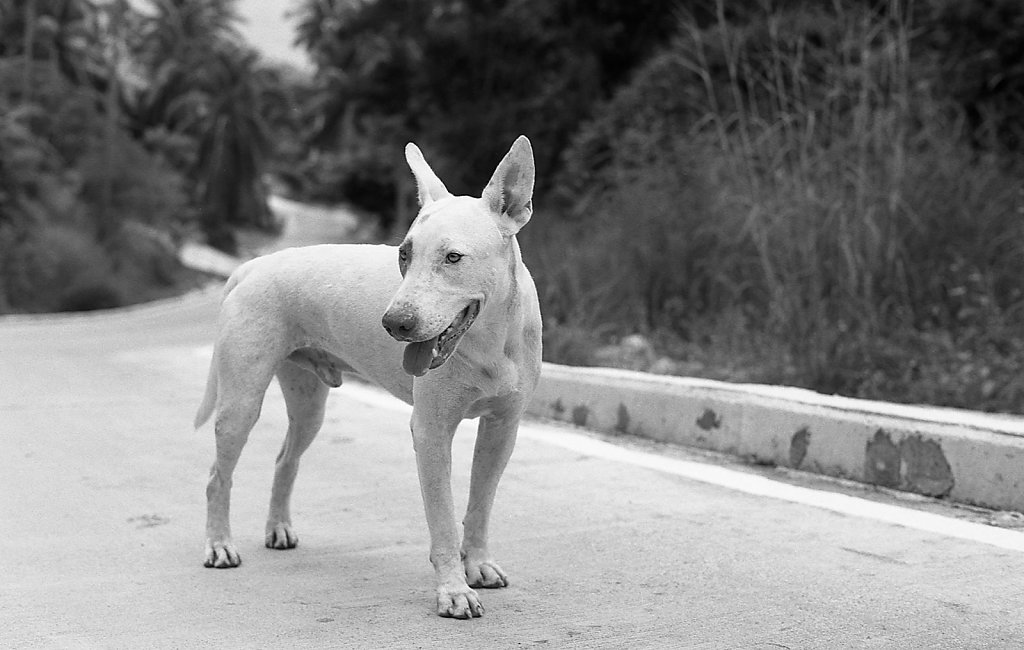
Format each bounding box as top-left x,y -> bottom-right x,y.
265,360 -> 330,550
204,338 -> 276,569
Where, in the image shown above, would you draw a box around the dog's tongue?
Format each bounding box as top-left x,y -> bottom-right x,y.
403,338 -> 437,377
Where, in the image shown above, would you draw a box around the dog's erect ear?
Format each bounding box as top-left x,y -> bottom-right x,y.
481,135 -> 535,236
405,143 -> 452,207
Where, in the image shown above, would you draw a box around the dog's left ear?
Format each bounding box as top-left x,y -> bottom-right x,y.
481,135 -> 535,236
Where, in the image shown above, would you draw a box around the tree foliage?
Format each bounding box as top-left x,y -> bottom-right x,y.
0,0 -> 285,311
126,0 -> 279,250
292,0 -> 677,229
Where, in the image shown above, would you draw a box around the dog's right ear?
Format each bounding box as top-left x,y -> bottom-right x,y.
481,135 -> 535,236
405,143 -> 452,207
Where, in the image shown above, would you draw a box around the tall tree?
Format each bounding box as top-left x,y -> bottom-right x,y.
128,0 -> 275,250
189,46 -> 275,240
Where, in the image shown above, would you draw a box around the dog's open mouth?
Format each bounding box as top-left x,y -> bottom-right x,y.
402,301 -> 481,377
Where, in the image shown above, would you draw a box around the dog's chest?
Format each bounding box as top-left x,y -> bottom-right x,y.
460,349 -> 539,419
478,356 -> 519,395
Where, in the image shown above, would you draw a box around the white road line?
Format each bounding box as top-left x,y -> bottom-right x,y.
339,381 -> 1024,553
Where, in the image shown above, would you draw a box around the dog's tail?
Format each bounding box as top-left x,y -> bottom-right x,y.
194,345 -> 218,430
195,261 -> 254,430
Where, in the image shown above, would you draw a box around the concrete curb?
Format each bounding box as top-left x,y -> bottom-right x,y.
175,236 -> 1024,514
527,364 -> 1024,512
178,241 -> 245,278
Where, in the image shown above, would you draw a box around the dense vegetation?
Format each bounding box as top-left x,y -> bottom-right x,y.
290,0 -> 1024,412
3,0 -> 1023,413
0,0 -> 295,311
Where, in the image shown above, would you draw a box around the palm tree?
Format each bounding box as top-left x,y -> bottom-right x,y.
133,0 -> 242,70
127,0 -> 277,250
189,46 -> 275,237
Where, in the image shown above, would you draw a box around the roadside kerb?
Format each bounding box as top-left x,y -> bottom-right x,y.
527,363 -> 1024,513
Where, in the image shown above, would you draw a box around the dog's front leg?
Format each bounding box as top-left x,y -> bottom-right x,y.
462,409 -> 521,589
410,405 -> 483,619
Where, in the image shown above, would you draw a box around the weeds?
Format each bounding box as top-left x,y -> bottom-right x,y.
532,0 -> 1024,412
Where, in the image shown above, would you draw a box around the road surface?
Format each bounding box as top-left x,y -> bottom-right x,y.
3,287 -> 1024,648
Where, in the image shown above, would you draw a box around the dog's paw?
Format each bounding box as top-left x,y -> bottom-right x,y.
436,582 -> 484,619
265,522 -> 299,550
204,540 -> 242,568
463,551 -> 509,589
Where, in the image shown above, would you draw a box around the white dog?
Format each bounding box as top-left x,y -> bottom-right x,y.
194,136 -> 542,618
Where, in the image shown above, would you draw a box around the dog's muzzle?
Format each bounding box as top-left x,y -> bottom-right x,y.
388,301 -> 480,377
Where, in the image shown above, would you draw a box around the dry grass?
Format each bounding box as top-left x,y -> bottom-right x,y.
528,0 -> 1024,411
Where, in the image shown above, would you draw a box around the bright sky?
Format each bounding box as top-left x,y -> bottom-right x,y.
235,0 -> 311,70
122,0 -> 312,69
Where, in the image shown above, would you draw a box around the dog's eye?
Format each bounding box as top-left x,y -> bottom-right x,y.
445,252 -> 463,264
398,245 -> 411,276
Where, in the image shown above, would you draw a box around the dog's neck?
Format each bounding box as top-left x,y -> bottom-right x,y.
492,236 -> 526,323
451,236 -> 530,386
497,236 -> 524,316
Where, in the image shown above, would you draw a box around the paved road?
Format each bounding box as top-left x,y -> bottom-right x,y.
3,288 -> 1024,649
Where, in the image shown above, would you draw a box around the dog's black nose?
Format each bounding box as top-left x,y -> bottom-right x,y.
382,309 -> 418,340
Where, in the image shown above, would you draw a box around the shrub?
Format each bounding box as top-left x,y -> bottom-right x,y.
2,224 -> 122,313
0,62 -> 197,314
296,147 -> 399,225
526,143 -> 745,335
